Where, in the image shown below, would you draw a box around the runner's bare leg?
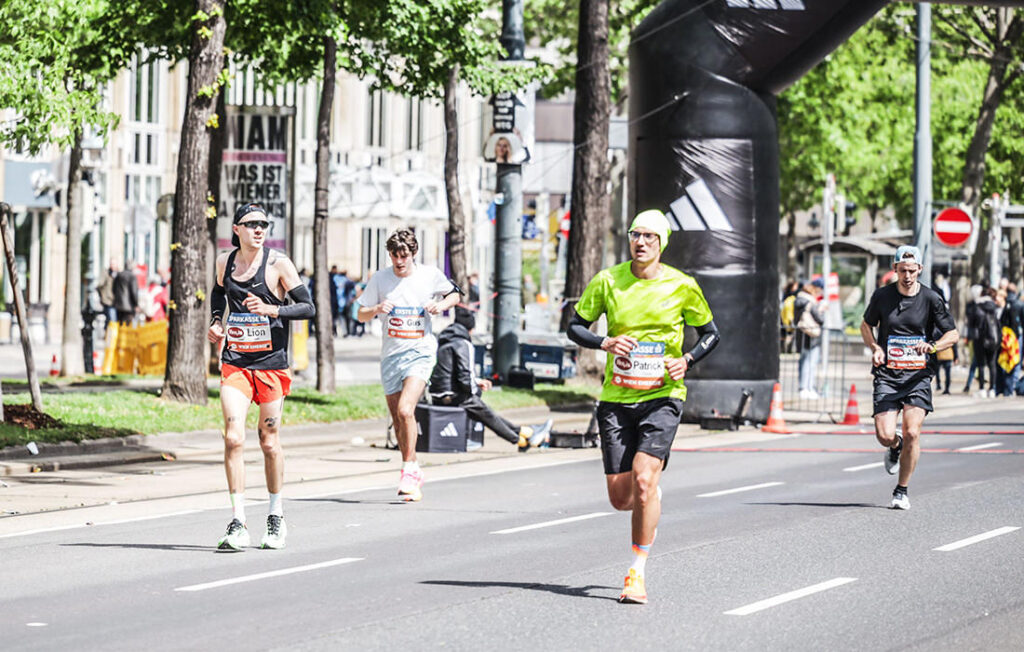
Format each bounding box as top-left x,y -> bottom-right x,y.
898,406 -> 926,486
258,397 -> 285,494
221,384 -> 251,494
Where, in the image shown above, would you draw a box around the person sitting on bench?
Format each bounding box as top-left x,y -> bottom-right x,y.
429,310 -> 552,452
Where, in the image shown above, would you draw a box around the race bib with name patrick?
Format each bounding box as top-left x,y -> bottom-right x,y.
611,341 -> 666,390
887,335 -> 926,370
225,313 -> 272,353
387,306 -> 426,339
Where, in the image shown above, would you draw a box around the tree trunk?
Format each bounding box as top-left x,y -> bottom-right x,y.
314,36 -> 336,393
966,12 -> 1020,284
444,65 -> 469,300
206,88 -> 227,374
162,0 -> 226,404
60,129 -> 85,376
784,211 -> 798,281
560,0 -> 611,342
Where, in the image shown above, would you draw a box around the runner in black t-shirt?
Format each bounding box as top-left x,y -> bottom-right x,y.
860,246 -> 958,510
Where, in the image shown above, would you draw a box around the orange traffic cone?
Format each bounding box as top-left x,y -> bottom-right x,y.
92,350 -> 102,375
762,382 -> 789,433
49,353 -> 59,377
841,384 -> 860,425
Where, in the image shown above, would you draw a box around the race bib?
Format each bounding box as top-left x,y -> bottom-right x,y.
225,313 -> 272,353
387,306 -> 426,339
611,341 -> 666,390
887,335 -> 926,370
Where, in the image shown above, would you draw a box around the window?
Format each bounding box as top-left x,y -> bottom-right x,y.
366,89 -> 386,149
406,97 -> 423,151
129,53 -> 160,124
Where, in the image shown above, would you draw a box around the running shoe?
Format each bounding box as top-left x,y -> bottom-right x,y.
260,514 -> 287,549
618,568 -> 648,604
397,468 -> 424,502
883,434 -> 903,475
890,488 -> 910,510
529,419 -> 554,447
217,518 -> 250,551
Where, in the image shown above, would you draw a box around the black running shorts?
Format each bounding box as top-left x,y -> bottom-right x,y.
597,397 -> 683,475
872,375 -> 933,416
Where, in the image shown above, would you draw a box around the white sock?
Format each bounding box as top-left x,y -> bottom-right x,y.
630,542 -> 652,575
268,492 -> 283,517
402,460 -> 420,473
230,492 -> 245,524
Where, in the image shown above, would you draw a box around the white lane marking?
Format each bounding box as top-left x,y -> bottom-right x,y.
933,527 -> 1020,552
491,512 -> 612,535
25,622 -> 48,627
175,557 -> 363,592
697,482 -> 784,498
956,442 -> 1003,452
724,577 -> 858,616
0,510 -> 202,540
843,462 -> 884,472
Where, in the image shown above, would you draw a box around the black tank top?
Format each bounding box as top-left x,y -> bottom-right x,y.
221,248 -> 289,370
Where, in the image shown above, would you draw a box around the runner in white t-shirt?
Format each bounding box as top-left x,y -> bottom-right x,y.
357,228 -> 460,501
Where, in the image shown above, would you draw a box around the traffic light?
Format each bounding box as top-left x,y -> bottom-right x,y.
843,201 -> 857,235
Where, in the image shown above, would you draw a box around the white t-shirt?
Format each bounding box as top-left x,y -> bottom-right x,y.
358,264 -> 455,359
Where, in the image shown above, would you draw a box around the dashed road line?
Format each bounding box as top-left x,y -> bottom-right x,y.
843,462 -> 884,472
491,512 -> 612,535
697,482 -> 783,498
955,442 -> 1003,452
724,577 -> 858,616
175,557 -> 364,592
933,527 -> 1019,552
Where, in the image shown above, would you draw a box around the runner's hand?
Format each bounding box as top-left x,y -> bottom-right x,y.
477,378 -> 492,392
377,300 -> 394,315
871,345 -> 885,367
910,340 -> 932,355
207,321 -> 224,344
424,300 -> 441,315
665,356 -> 688,381
601,335 -> 638,356
244,292 -> 275,316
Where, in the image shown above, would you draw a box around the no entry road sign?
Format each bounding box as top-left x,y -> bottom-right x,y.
934,207 -> 973,247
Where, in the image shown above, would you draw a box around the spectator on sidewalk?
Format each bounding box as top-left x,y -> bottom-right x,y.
98,262 -> 116,330
973,288 -> 1000,397
113,260 -> 139,325
995,289 -> 1021,396
963,285 -> 987,393
794,278 -> 827,400
429,310 -> 552,452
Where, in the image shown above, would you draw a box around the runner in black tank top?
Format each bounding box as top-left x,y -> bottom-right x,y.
222,247 -> 289,370
207,203 -> 315,551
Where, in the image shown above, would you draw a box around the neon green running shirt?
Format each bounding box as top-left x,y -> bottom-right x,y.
575,261 -> 713,403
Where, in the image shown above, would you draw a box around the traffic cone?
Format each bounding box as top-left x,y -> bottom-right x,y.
92,350 -> 102,375
841,383 -> 860,425
49,353 -> 59,377
762,382 -> 789,434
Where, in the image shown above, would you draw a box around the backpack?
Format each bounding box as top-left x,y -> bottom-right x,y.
781,295 -> 796,327
797,299 -> 822,338
979,307 -> 1000,348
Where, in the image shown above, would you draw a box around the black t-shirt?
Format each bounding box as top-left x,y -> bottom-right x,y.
863,283 -> 956,384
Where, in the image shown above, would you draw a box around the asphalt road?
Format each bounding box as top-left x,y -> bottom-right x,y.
2,408 -> 1023,651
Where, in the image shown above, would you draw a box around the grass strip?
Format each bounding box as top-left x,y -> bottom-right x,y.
0,382 -> 599,449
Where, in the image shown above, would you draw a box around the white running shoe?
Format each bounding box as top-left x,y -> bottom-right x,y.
884,434 -> 902,475
217,518 -> 250,551
260,515 -> 287,549
890,489 -> 910,510
397,468 -> 424,502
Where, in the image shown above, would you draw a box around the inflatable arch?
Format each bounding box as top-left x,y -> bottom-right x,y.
630,0 -> 1024,422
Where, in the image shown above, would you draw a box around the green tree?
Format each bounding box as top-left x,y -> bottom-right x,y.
0,0 -> 120,378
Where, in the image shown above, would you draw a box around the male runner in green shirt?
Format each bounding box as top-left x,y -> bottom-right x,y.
568,209 -> 720,604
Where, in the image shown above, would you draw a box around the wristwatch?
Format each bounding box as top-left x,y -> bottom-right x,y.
928,342 -> 937,354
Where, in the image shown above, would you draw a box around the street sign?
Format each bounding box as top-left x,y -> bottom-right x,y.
933,207 -> 973,247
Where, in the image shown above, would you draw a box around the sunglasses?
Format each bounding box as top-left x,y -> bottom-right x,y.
239,220 -> 270,231
628,230 -> 659,244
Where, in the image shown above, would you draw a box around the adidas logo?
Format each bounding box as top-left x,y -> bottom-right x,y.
726,0 -> 806,10
668,178 -> 734,233
439,422 -> 460,438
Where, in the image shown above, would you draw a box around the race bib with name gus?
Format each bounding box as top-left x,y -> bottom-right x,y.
611,341 -> 666,390
225,313 -> 272,353
886,335 -> 926,370
387,306 -> 426,339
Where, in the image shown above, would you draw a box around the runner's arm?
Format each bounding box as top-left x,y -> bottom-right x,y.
683,320 -> 720,367
209,253 -> 229,328
566,312 -> 606,349
274,257 -> 315,319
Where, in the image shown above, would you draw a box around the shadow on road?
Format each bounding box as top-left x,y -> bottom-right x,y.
421,579 -> 618,601
62,542 -> 212,552
746,501 -> 884,509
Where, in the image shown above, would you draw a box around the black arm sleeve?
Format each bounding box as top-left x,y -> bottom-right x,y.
210,283 -> 226,320
685,320 -> 720,367
566,312 -> 605,350
277,284 -> 316,319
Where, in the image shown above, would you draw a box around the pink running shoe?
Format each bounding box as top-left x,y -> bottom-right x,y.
397,468 -> 423,502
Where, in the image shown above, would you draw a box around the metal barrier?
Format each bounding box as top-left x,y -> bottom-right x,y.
779,325 -> 850,422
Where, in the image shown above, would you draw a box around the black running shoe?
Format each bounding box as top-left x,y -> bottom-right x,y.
884,434 -> 903,475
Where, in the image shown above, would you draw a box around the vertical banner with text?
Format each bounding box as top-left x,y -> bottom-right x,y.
217,105 -> 293,253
